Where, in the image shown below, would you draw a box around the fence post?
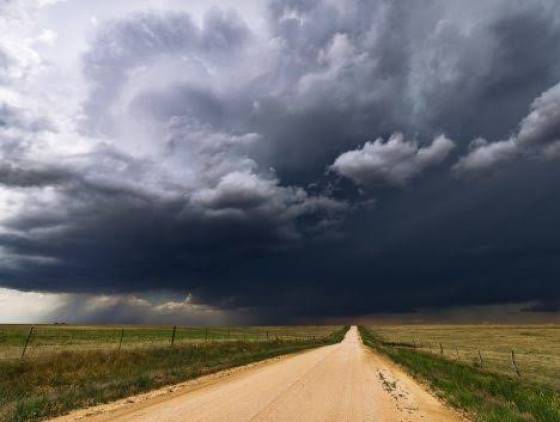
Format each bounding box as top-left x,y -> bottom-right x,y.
455,347 -> 459,360
267,331 -> 269,342
511,350 -> 521,377
478,350 -> 484,367
439,343 -> 443,356
170,326 -> 177,347
118,328 -> 124,351
21,326 -> 34,359
205,328 -> 208,342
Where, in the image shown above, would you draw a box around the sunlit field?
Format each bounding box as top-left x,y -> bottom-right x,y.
370,324 -> 560,390
361,326 -> 560,422
0,325 -> 347,421
0,324 -> 338,360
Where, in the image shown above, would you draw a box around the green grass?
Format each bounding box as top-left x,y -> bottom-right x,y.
0,326 -> 348,422
0,325 -> 339,360
359,326 -> 560,422
370,324 -> 560,389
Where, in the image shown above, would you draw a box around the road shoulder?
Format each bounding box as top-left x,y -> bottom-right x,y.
50,346 -> 330,422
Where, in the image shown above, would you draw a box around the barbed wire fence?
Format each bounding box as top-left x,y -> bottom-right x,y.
383,338 -> 529,378
0,326 -> 327,361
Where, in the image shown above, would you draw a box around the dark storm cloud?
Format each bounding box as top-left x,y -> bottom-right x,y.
3,0 -> 560,322
0,144 -> 347,298
455,81 -> 560,173
0,163 -> 71,187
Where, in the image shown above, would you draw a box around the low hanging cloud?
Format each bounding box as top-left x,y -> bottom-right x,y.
518,82 -> 560,157
455,81 -> 560,173
330,133 -> 455,187
453,138 -> 519,174
0,287 -> 240,325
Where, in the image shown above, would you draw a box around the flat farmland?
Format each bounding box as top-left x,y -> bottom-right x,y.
370,324 -> 560,390
0,324 -> 338,360
0,325 -> 347,421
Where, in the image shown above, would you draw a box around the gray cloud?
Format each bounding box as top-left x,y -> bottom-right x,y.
82,9 -> 251,137
330,134 -> 454,187
0,162 -> 72,188
3,0 -> 560,321
455,81 -> 560,173
518,82 -> 560,153
0,287 -> 243,325
453,138 -> 519,174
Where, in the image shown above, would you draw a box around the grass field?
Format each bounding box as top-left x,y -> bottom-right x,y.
0,325 -> 348,421
0,325 -> 337,360
361,325 -> 560,422
369,324 -> 560,390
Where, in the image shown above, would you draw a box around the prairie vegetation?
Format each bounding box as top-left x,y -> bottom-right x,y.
0,325 -> 348,421
370,324 -> 560,389
0,325 -> 337,360
360,325 -> 560,422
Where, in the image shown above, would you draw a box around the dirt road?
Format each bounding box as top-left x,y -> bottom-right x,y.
55,326 -> 462,422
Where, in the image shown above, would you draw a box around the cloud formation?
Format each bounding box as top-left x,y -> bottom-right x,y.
0,287 -> 238,325
331,134 -> 455,187
0,2 -> 347,299
2,0 -> 560,321
455,82 -> 560,173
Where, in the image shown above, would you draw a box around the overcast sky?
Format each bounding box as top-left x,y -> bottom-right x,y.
1,0 -> 560,324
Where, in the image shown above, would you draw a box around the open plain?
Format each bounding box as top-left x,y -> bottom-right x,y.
53,326 -> 461,422
371,324 -> 560,389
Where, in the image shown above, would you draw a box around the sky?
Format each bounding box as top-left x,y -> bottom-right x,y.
1,0 -> 560,324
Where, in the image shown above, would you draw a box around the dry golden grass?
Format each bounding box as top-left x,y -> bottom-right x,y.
0,325 -> 338,360
361,326 -> 560,422
370,324 -> 560,389
0,326 -> 348,421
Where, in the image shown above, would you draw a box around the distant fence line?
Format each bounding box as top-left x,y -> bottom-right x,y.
0,326 -> 325,361
383,339 -> 526,378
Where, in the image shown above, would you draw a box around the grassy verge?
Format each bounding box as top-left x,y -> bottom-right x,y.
359,326 -> 560,422
368,324 -> 560,389
0,325 -> 342,360
1,326 -> 348,422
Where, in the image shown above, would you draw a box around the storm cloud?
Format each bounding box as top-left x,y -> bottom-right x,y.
331,134 -> 455,187
2,0 -> 560,322
455,81 -> 560,173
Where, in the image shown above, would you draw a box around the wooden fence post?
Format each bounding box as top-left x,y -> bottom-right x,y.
455,347 -> 459,360
511,350 -> 521,377
205,328 -> 208,342
21,326 -> 34,359
266,331 -> 269,341
478,350 -> 484,366
170,326 -> 177,347
439,343 -> 443,356
118,328 -> 124,351
204,343 -> 207,364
